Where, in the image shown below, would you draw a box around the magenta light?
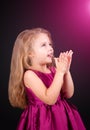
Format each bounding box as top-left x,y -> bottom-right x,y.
87,1 -> 90,13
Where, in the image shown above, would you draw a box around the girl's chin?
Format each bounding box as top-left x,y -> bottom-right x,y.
45,58 -> 53,64
47,61 -> 52,64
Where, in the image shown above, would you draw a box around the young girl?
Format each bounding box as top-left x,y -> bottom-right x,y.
8,28 -> 86,130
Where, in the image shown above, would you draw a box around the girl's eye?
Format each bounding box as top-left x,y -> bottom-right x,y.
42,43 -> 46,47
49,43 -> 52,46
41,43 -> 53,47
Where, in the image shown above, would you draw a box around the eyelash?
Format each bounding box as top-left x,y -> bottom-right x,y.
42,43 -> 52,47
49,43 -> 52,46
42,43 -> 46,46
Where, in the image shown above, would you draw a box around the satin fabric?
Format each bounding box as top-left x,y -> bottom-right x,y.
16,67 -> 86,130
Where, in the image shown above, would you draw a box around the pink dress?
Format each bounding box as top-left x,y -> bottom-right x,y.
16,67 -> 86,130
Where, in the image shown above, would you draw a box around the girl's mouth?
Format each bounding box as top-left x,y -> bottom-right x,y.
47,53 -> 53,58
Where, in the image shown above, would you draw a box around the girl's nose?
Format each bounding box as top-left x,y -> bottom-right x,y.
49,46 -> 54,53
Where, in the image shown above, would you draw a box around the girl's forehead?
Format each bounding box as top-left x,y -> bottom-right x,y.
30,32 -> 53,49
30,33 -> 52,48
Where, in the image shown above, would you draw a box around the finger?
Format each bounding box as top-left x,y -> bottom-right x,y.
68,50 -> 73,57
69,50 -> 73,55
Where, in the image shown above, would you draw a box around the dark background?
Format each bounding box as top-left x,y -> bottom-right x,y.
1,0 -> 90,129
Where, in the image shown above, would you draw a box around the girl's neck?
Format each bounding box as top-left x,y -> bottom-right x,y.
29,65 -> 51,73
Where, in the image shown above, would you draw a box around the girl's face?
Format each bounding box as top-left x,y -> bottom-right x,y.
30,33 -> 54,66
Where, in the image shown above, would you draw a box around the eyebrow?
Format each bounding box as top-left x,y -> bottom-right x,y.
41,41 -> 52,44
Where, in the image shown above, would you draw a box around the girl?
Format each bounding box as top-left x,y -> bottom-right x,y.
8,28 -> 86,130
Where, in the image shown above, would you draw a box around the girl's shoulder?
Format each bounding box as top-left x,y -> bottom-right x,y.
24,66 -> 56,77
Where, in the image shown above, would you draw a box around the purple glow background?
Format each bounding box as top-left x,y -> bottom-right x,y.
1,0 -> 90,129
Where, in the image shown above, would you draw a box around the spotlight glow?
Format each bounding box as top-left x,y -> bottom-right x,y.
86,1 -> 90,14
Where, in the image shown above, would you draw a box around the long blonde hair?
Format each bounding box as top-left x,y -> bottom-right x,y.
8,27 -> 54,109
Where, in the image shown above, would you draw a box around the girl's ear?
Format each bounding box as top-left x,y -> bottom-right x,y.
28,51 -> 34,58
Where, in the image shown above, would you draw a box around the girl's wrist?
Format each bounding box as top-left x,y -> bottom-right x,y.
65,70 -> 70,75
56,70 -> 65,77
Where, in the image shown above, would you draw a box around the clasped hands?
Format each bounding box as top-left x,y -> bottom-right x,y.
54,50 -> 73,74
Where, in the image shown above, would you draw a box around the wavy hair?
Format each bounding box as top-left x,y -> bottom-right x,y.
8,27 -> 54,109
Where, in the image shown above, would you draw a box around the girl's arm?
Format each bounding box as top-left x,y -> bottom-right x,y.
24,70 -> 64,105
61,71 -> 74,98
61,50 -> 74,98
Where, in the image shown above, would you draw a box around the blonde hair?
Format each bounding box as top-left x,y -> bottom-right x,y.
8,27 -> 54,109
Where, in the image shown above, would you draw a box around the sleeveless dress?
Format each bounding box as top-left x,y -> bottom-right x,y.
16,67 -> 86,130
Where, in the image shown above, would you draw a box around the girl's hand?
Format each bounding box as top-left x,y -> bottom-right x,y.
55,52 -> 69,74
65,50 -> 73,72
54,50 -> 73,74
